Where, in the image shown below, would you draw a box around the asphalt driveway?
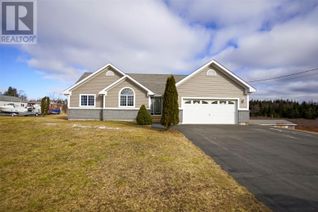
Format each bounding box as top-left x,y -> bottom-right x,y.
176,125 -> 318,211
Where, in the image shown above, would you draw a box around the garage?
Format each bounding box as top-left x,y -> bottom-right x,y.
182,98 -> 238,124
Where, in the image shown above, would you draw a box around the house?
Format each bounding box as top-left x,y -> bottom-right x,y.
63,59 -> 256,124
0,95 -> 27,107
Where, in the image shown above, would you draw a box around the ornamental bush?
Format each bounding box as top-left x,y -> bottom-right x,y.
160,75 -> 179,129
136,104 -> 152,125
41,96 -> 50,116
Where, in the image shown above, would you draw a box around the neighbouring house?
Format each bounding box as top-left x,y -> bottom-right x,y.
63,59 -> 256,124
0,95 -> 27,107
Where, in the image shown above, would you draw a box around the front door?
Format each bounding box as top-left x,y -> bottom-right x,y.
151,97 -> 162,115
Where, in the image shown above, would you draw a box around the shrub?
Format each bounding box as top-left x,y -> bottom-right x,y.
136,105 -> 152,125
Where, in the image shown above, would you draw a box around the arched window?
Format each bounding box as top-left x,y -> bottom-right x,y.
120,88 -> 134,107
207,69 -> 217,76
106,70 -> 115,76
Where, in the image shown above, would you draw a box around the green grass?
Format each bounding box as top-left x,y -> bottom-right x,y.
0,115 -> 268,211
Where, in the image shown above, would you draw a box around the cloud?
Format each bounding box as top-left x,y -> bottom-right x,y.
212,6 -> 318,101
26,58 -> 84,81
217,8 -> 318,69
165,0 -> 281,54
286,80 -> 318,93
20,0 -> 210,82
166,0 -> 280,26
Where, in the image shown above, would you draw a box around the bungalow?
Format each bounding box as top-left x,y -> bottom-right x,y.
63,59 -> 256,124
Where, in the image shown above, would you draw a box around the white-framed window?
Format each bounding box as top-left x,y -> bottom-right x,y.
80,94 -> 95,107
119,88 -> 134,107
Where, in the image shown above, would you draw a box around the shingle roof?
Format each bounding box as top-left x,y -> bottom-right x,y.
76,72 -> 186,95
76,72 -> 92,83
0,95 -> 23,102
127,73 -> 186,95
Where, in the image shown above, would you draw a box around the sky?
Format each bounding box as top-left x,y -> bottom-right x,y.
1,0 -> 318,101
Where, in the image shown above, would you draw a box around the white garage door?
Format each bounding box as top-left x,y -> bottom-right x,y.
182,99 -> 237,124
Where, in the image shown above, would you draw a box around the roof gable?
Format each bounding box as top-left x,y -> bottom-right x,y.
63,64 -> 125,95
96,73 -> 155,95
102,77 -> 149,96
176,60 -> 256,93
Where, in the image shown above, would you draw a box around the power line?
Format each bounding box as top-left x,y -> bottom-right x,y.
248,67 -> 318,82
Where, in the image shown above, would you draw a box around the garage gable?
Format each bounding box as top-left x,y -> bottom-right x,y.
176,60 -> 255,93
177,63 -> 249,109
178,64 -> 246,92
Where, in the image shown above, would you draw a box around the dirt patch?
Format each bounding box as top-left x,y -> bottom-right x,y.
288,118 -> 318,132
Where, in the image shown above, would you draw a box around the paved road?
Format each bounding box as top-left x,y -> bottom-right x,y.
176,125 -> 318,211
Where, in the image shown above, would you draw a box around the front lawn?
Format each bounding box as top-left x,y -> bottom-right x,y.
0,115 -> 268,211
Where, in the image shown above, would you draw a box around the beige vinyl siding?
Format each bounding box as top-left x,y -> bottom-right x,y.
178,64 -> 248,109
70,67 -> 122,107
105,79 -> 148,108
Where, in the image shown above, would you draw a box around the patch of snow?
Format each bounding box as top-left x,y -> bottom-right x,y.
71,124 -> 120,130
45,123 -> 58,126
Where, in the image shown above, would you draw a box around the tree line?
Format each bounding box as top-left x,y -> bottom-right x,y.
2,86 -> 27,101
250,100 -> 318,119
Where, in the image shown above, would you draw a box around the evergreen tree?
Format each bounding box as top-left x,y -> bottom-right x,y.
160,76 -> 179,129
41,96 -> 50,116
250,99 -> 318,119
4,86 -> 18,97
136,104 -> 152,125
